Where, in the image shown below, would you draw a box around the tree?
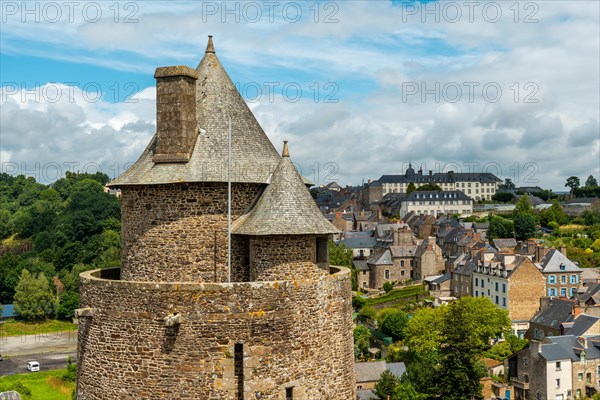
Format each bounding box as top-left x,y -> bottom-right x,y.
416,183 -> 442,191
402,297 -> 510,399
378,308 -> 408,342
13,269 -> 56,321
406,182 -> 416,195
488,216 -> 514,240
492,192 -> 515,203
56,290 -> 80,320
354,325 -> 372,359
514,194 -> 534,214
383,281 -> 393,293
586,175 -> 599,187
565,176 -> 580,195
437,297 -> 510,400
498,179 -> 516,191
373,370 -> 400,400
514,212 -> 537,241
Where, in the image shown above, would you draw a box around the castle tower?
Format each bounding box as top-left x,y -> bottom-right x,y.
75,37 -> 355,400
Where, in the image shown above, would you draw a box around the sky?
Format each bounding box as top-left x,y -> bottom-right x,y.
1,0 -> 599,191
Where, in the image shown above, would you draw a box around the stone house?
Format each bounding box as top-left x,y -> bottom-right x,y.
472,255 -> 546,337
512,336 -> 600,400
75,36 -> 355,400
527,298 -> 581,341
330,212 -> 353,231
366,250 -> 394,289
340,236 -> 377,259
537,249 -> 583,298
412,237 -> 445,281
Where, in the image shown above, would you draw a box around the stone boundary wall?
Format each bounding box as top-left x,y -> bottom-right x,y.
120,182 -> 261,283
76,267 -> 355,400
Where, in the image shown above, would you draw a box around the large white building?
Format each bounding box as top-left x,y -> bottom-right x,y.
379,164 -> 501,201
399,190 -> 473,217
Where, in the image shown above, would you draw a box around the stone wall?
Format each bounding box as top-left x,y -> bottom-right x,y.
76,267 -> 355,400
249,235 -> 327,281
120,183 -> 262,282
507,259 -> 546,322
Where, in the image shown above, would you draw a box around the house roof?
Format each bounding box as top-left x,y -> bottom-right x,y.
406,190 -> 472,202
566,314 -> 600,337
341,237 -> 377,249
232,142 -> 338,235
378,171 -> 500,184
492,238 -> 517,250
368,250 -> 392,266
530,299 -> 575,329
353,260 -> 369,271
541,335 -> 600,361
109,36 -> 282,187
390,245 -> 418,257
354,361 -> 406,383
538,249 -> 582,273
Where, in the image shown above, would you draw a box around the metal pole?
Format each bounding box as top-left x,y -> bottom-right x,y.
228,114 -> 232,283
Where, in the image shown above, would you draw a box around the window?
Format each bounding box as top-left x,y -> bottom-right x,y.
577,389 -> 582,398
502,283 -> 506,293
475,278 -> 479,287
555,361 -> 561,370
555,378 -> 560,388
548,288 -> 557,297
475,291 -> 479,297
578,372 -> 583,381
495,296 -> 499,305
560,288 -> 566,297
235,343 -> 244,399
482,280 -> 485,288
586,373 -> 591,384
362,271 -> 367,275
401,270 -> 405,276
495,282 -> 498,291
502,298 -> 506,307
316,237 -> 328,264
286,387 -> 294,400
561,275 -> 566,284
410,260 -> 414,267
560,264 -> 566,271
570,274 -> 578,284
401,260 -> 404,267
384,270 -> 390,280
548,275 -> 556,284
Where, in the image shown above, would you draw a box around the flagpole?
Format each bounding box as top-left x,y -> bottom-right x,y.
228,114 -> 232,283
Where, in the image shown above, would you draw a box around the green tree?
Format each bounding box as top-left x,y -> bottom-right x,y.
416,183 -> 442,191
392,381 -> 425,400
565,176 -> 580,195
514,195 -> 534,214
488,216 -> 514,240
539,201 -> 569,227
514,212 -> 537,241
378,308 -> 408,342
13,269 -> 56,321
373,370 -> 400,400
56,290 -> 80,320
383,281 -> 393,293
585,175 -> 598,187
438,297 -> 510,400
498,178 -> 516,191
492,192 -> 515,203
354,325 -> 372,359
406,182 -> 416,195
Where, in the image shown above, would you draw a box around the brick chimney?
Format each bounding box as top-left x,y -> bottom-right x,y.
535,245 -> 550,263
560,246 -> 568,257
152,66 -> 199,163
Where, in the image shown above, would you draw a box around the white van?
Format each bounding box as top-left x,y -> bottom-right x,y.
26,361 -> 39,372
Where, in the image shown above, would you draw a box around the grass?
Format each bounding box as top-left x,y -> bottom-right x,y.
365,285 -> 427,306
0,369 -> 74,400
0,319 -> 77,337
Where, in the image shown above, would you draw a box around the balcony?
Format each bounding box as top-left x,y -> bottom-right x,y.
512,379 -> 530,390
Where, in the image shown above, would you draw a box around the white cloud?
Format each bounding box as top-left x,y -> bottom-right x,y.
1,1 -> 598,190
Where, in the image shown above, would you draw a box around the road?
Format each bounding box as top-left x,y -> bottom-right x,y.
0,351 -> 77,376
0,330 -> 78,377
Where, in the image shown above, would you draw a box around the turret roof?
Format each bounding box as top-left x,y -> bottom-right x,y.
232,142 -> 339,236
109,36 -> 281,187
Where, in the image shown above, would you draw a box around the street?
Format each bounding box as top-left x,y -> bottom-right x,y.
0,351 -> 78,376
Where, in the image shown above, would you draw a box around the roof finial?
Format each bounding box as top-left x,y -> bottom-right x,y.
206,35 -> 215,54
282,141 -> 289,157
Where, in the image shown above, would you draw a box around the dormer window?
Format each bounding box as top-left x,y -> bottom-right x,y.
559,264 -> 566,271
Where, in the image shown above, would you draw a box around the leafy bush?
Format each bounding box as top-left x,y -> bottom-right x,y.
383,281 -> 394,293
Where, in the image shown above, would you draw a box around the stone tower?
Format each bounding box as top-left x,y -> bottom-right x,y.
75,36 -> 355,400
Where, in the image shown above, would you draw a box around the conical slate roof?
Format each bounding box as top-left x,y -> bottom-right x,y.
109,36 -> 281,186
232,142 -> 339,236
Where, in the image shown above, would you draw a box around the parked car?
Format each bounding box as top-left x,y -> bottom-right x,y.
26,361 -> 40,372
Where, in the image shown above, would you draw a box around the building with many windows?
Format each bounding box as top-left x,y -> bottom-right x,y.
398,190 -> 473,218
378,164 -> 501,201
538,249 -> 583,298
472,254 -> 546,336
